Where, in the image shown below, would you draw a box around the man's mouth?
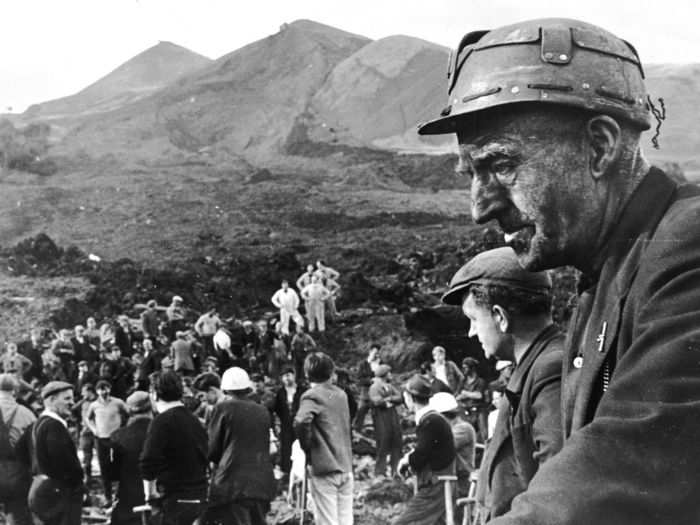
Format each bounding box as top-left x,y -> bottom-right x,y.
502,225 -> 535,254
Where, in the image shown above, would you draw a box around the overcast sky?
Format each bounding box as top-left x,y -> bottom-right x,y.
1,0 -> 698,112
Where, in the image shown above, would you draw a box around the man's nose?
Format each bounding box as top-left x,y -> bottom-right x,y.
471,173 -> 507,224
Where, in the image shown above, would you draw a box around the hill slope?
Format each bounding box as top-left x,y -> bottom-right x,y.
23,41 -> 212,120
52,20 -> 371,163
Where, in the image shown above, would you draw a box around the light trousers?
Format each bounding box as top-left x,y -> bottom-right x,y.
309,471 -> 354,525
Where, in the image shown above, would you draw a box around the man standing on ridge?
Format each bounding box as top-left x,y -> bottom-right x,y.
419,17 -> 700,524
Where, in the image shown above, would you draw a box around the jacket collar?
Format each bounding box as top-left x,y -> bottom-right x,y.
505,324 -> 560,410
586,167 -> 677,286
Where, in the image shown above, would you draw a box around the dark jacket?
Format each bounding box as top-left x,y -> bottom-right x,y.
491,168 -> 700,524
114,327 -> 135,358
110,415 -> 151,524
18,339 -> 43,381
477,324 -> 564,519
139,405 -> 208,499
409,409 -> 455,488
18,415 -> 83,489
208,398 -> 276,504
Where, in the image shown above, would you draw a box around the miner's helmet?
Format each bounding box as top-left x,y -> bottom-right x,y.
418,18 -> 651,135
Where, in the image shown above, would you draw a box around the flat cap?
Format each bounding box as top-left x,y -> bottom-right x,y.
126,391 -> 152,414
41,381 -> 73,399
374,364 -> 391,378
405,374 -> 432,399
442,247 -> 551,305
193,372 -> 221,391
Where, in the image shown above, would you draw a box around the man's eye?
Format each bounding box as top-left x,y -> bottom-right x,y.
490,160 -> 517,185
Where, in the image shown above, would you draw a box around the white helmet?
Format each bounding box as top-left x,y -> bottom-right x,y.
430,392 -> 459,413
213,329 -> 231,351
221,367 -> 252,391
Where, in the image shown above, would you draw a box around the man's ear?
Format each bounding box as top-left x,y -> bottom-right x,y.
586,115 -> 622,180
491,305 -> 510,334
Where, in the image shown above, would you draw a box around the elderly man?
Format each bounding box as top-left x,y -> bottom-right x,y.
419,17 -> 700,524
443,247 -> 563,519
19,381 -> 83,525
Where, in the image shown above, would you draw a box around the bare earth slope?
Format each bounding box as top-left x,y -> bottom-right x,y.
23,41 -> 212,120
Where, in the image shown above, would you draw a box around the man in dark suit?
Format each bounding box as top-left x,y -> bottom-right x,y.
271,366 -> 306,474
18,328 -> 44,382
18,381 -> 83,525
110,391 -> 153,525
419,17 -> 700,524
443,247 -> 563,519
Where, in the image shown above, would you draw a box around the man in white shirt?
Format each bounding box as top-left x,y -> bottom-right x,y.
271,281 -> 304,336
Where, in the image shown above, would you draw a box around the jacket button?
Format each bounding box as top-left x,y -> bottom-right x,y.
573,356 -> 583,369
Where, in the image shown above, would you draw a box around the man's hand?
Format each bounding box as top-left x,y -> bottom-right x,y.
397,452 -> 412,477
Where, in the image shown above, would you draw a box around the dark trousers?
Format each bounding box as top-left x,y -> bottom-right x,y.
40,488 -> 83,525
279,428 -> 294,473
95,437 -> 113,500
392,482 -> 449,525
79,432 -> 94,479
372,408 -> 402,476
202,499 -> 269,525
152,496 -> 205,525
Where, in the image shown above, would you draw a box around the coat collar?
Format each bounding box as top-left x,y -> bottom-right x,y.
505,324 -> 560,411
586,167 -> 677,286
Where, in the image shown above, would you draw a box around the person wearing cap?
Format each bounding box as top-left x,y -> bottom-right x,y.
0,373 -> 36,525
109,391 -> 153,525
18,381 -> 83,525
420,17 -> 700,524
271,280 -> 304,336
294,352 -> 353,525
204,367 -> 275,525
85,379 -> 129,508
455,357 -> 490,443
443,247 -> 563,520
430,345 -> 463,394
430,392 -> 476,508
395,374 -> 456,525
140,300 -> 161,341
368,364 -> 402,478
140,370 -> 208,525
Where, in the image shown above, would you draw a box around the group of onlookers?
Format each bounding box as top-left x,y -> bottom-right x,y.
271,260 -> 341,335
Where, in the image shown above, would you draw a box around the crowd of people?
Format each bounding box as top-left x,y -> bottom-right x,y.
0,245 -> 513,525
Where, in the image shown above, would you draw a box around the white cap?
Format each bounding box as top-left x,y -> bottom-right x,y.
430,392 -> 459,413
496,360 -> 513,372
173,295 -> 183,302
213,329 -> 231,351
221,367 -> 252,391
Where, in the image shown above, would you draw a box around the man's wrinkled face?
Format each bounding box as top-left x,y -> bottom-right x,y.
50,389 -> 74,419
456,108 -> 590,271
462,293 -> 511,360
